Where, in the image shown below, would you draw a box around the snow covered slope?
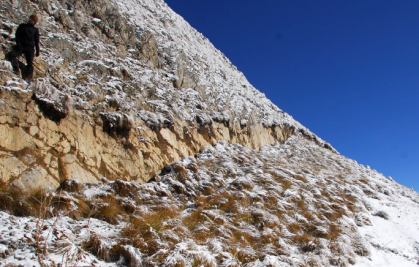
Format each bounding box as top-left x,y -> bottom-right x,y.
0,0 -> 418,266
1,136 -> 418,266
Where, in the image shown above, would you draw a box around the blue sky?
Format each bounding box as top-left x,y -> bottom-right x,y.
165,0 -> 419,192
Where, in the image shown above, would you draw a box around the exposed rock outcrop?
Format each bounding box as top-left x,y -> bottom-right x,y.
0,85 -> 296,192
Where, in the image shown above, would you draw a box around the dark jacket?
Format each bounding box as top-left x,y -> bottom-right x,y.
15,23 -> 39,54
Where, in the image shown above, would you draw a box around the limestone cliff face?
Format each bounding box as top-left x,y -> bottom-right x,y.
0,86 -> 295,191
0,0 -> 333,192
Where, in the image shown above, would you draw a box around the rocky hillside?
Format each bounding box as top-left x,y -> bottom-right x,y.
0,0 -> 419,266
0,0 -> 333,192
0,136 -> 418,266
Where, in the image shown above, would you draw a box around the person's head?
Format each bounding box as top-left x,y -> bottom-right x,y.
28,14 -> 38,25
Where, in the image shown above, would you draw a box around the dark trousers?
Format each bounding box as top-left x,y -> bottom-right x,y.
9,46 -> 34,79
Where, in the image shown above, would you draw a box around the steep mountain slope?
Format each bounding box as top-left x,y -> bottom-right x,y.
0,0 -> 418,266
0,0 -> 333,192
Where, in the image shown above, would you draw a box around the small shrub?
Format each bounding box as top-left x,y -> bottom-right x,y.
187,162 -> 199,173
112,179 -> 138,198
303,255 -> 324,267
69,196 -> 91,220
329,257 -> 349,267
302,210 -> 313,220
352,234 -> 371,256
192,226 -> 212,242
122,217 -> 167,255
100,112 -> 133,138
346,202 -> 360,213
210,191 -> 237,212
118,245 -> 144,267
373,210 -> 389,220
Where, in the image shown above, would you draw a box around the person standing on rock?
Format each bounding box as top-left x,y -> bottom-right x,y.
9,14 -> 40,79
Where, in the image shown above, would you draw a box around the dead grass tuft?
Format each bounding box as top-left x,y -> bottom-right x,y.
83,233 -> 111,261
359,179 -> 368,184
288,222 -> 300,234
0,185 -> 34,216
297,199 -> 306,210
210,191 -> 241,213
233,211 -> 255,226
281,179 -> 293,191
187,162 -> 199,173
122,216 -> 169,255
293,233 -> 318,253
228,247 -> 258,265
324,209 -> 347,222
327,224 -> 342,241
294,175 -> 307,183
195,195 -> 211,209
182,208 -> 209,231
173,164 -> 189,181
92,195 -> 123,224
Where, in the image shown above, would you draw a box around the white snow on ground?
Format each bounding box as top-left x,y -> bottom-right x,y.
0,211 -> 119,266
0,136 -> 418,266
356,194 -> 419,267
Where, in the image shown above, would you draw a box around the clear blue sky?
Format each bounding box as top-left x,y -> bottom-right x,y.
165,0 -> 419,192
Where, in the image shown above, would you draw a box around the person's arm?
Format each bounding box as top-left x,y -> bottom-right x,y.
35,28 -> 40,57
15,25 -> 22,49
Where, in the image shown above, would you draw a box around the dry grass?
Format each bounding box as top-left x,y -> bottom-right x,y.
281,179 -> 293,191
233,211 -> 255,226
327,224 -> 342,241
209,191 -> 245,213
121,208 -> 181,255
324,209 -> 347,222
297,199 -> 306,210
83,233 -> 111,261
182,208 -> 207,231
288,222 -> 301,234
91,195 -> 123,224
173,164 -> 189,181
195,195 -> 211,209
0,186 -> 34,216
294,175 -> 307,183
0,187 -> 59,217
228,247 -> 258,265
292,233 -> 317,252
187,162 -> 199,173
